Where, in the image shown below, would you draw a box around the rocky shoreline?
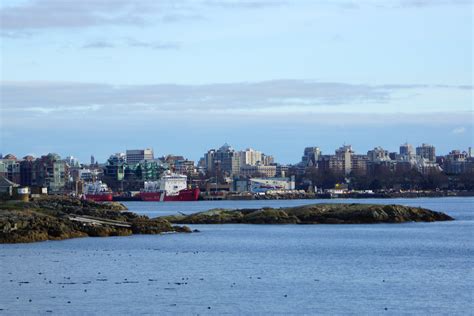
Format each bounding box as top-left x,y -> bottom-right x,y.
0,196 -> 191,244
162,203 -> 454,224
1,197 -> 454,244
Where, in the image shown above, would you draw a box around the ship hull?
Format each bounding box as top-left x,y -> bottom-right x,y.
84,194 -> 113,202
138,188 -> 200,202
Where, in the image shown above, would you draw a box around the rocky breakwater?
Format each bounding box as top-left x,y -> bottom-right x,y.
0,196 -> 191,243
162,203 -> 454,225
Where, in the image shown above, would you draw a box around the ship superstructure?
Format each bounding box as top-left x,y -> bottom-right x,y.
84,181 -> 113,202
138,172 -> 199,201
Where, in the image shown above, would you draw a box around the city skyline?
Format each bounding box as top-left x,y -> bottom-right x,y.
1,141 -> 472,166
1,0 -> 472,163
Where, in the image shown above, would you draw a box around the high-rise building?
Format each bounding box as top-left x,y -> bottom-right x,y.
301,147 -> 321,167
351,155 -> 368,176
416,143 -> 436,162
65,156 -> 80,167
367,147 -> 390,162
20,155 -> 36,186
262,154 -> 274,166
335,145 -> 354,175
126,149 -> 154,164
400,143 -> 414,157
239,148 -> 263,166
204,144 -> 240,176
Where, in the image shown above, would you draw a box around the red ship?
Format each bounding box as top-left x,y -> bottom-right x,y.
137,173 -> 200,202
83,181 -> 113,202
139,188 -> 200,202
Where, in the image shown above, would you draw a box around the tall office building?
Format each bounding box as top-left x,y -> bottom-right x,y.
416,143 -> 436,162
203,144 -> 240,176
126,149 -> 154,164
239,148 -> 263,166
334,145 -> 354,175
399,143 -> 414,157
301,147 -> 321,167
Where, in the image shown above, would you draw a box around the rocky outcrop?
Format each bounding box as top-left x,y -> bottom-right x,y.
162,203 -> 454,225
0,196 -> 190,243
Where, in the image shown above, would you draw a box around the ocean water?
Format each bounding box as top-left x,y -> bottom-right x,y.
0,197 -> 472,315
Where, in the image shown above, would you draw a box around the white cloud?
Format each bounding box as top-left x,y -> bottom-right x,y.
451,127 -> 466,134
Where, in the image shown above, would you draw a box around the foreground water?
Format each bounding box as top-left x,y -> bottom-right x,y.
0,198 -> 472,315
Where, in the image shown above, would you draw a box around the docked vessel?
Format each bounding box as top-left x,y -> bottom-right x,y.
137,173 -> 200,202
83,181 -> 113,202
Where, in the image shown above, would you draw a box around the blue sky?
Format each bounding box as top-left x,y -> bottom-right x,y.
0,0 -> 472,164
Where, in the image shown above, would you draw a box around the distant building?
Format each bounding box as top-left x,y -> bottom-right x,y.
33,153 -> 68,192
416,143 -> 436,162
126,149 -> 154,164
64,156 -> 80,167
104,154 -> 126,181
240,164 -> 277,178
174,159 -> 196,176
239,148 -> 263,166
0,155 -> 21,184
301,147 -> 321,167
400,143 -> 414,157
0,176 -> 19,197
334,145 -> 354,175
414,158 -> 442,175
70,168 -> 101,182
202,144 -> 275,177
261,154 -> 274,166
367,147 -> 391,163
351,155 -> 368,176
444,150 -> 473,174
19,156 -> 36,186
276,164 -> 290,177
249,177 -> 295,193
203,144 -> 240,176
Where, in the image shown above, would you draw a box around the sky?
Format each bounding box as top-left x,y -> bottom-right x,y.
0,0 -> 472,164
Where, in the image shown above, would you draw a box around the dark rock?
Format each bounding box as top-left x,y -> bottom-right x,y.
162,203 -> 454,225
0,196 -> 190,243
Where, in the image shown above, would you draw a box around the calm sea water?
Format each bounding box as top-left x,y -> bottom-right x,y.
0,197 -> 472,315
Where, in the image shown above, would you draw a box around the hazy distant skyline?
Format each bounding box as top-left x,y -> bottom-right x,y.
0,0 -> 472,163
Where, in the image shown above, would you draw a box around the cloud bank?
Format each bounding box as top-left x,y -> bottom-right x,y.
1,80 -> 470,112
1,0 -> 470,36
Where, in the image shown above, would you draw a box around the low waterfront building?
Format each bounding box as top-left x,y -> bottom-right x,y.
249,177 -> 295,193
0,176 -> 19,197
